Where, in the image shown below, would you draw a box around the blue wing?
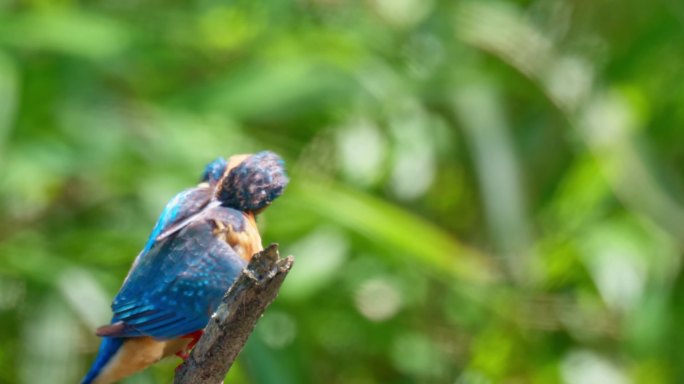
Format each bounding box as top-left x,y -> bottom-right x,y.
103,206 -> 248,339
139,186 -> 214,255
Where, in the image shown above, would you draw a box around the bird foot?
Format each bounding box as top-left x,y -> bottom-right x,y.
185,330 -> 204,350
174,330 -> 204,363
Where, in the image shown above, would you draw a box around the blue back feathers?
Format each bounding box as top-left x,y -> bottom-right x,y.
109,209 -> 247,339
217,151 -> 289,212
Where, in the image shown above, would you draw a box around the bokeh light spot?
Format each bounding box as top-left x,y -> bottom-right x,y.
354,277 -> 402,322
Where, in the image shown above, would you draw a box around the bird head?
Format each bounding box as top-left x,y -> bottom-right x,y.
216,151 -> 289,214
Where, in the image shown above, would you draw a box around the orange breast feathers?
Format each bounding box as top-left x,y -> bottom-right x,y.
214,211 -> 263,262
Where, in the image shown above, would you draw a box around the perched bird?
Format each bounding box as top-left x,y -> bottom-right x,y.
81,151 -> 288,384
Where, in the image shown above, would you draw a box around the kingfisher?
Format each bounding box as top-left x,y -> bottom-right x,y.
81,151 -> 288,384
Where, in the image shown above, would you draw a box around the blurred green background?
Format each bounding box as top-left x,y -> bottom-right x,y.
2,0 -> 684,383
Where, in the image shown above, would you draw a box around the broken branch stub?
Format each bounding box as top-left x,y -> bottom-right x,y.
174,244 -> 294,384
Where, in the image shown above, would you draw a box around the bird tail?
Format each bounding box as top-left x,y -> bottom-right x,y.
217,151 -> 289,213
81,337 -> 125,384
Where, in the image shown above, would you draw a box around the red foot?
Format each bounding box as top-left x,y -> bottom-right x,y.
185,330 -> 204,350
174,330 -> 204,362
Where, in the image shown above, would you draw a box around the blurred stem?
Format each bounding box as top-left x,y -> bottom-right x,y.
453,82 -> 535,285
290,179 -> 502,284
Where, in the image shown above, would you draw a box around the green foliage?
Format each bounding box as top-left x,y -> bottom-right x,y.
1,0 -> 684,383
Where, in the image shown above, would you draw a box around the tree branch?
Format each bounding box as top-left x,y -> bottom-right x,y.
174,244 -> 294,384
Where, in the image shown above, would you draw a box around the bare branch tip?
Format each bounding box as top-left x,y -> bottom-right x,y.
173,243 -> 293,384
